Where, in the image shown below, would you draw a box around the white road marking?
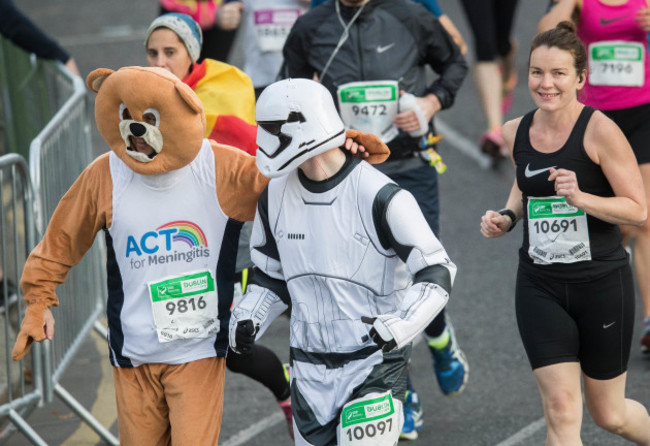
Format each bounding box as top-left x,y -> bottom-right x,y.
221,412 -> 285,446
493,417 -> 546,446
436,117 -> 493,169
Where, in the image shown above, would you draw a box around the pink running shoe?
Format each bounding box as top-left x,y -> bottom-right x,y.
480,127 -> 506,158
277,363 -> 293,439
277,398 -> 294,440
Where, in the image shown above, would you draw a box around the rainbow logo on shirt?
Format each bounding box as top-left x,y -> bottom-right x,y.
125,220 -> 209,259
156,220 -> 208,248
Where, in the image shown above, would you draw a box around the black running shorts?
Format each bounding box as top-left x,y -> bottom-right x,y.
515,264 -> 634,380
604,103 -> 650,165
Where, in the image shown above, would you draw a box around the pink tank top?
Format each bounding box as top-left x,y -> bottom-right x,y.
578,0 -> 650,110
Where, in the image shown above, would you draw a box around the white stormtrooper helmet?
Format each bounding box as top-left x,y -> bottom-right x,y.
255,78 -> 346,178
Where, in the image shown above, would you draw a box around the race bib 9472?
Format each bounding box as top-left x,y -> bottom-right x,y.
337,81 -> 399,143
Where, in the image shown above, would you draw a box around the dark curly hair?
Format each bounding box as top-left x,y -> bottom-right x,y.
529,21 -> 587,76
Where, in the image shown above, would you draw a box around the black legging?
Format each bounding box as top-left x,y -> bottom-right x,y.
424,311 -> 447,338
460,0 -> 519,61
226,344 -> 291,401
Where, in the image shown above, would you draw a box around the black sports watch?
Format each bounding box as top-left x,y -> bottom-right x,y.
498,208 -> 518,232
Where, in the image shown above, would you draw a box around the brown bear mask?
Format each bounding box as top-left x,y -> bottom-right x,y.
87,66 -> 206,175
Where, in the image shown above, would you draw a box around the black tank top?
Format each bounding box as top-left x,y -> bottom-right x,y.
514,106 -> 627,282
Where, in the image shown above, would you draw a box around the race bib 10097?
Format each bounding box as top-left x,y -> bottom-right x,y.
339,391 -> 400,446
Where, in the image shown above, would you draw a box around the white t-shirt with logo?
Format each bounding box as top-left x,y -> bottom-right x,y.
107,141 -> 230,366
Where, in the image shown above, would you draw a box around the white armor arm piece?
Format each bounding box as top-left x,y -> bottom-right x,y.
373,188 -> 457,349
229,284 -> 288,352
230,192 -> 290,352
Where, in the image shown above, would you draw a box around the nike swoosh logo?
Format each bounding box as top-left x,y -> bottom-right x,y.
603,321 -> 616,329
524,164 -> 556,178
600,16 -> 626,25
376,43 -> 395,54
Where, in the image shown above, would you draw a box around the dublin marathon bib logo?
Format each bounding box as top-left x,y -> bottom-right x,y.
126,220 -> 210,269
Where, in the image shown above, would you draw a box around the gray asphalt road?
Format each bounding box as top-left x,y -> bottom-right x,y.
7,0 -> 650,445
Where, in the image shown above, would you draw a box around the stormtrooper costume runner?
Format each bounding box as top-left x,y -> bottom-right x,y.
230,79 -> 457,446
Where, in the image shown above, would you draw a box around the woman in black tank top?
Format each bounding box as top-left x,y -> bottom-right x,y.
479,22 -> 650,445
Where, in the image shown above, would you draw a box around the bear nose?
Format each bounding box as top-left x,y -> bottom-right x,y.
130,122 -> 146,137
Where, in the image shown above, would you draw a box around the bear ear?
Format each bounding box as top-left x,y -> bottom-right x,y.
174,82 -> 203,115
86,68 -> 115,93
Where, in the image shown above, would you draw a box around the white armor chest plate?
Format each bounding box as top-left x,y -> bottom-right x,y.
268,165 -> 403,354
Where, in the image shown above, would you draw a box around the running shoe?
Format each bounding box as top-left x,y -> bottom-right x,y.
277,363 -> 294,439
480,127 -> 507,160
277,398 -> 293,440
400,390 -> 423,441
427,317 -> 469,396
0,278 -> 18,315
640,316 -> 650,354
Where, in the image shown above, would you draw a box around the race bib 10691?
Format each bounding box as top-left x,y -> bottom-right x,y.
527,196 -> 591,264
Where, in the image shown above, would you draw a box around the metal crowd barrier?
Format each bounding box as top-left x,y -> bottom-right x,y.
28,68 -> 116,445
0,154 -> 44,445
0,37 -> 117,444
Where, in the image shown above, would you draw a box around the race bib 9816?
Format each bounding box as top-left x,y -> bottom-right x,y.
148,270 -> 219,342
